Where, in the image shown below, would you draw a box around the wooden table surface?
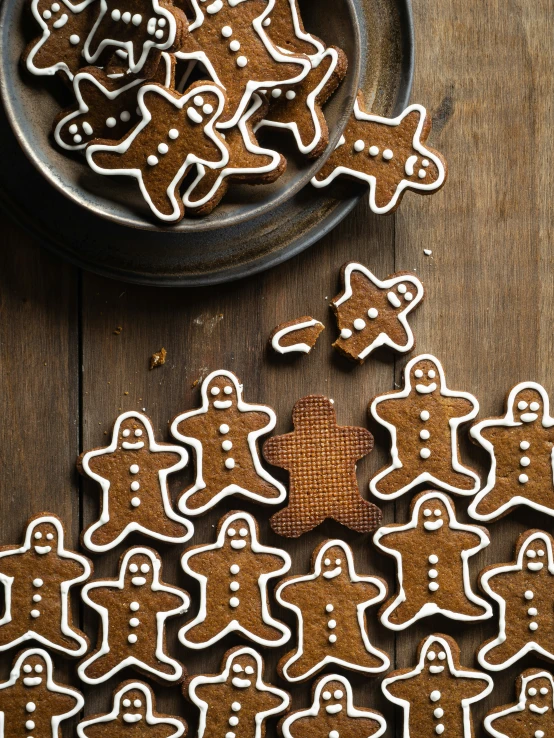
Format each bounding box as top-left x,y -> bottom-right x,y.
0,0 -> 551,734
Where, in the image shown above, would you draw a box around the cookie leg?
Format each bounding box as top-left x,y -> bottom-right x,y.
0,620 -> 24,648
372,466 -> 415,498
270,505 -> 321,538
473,484 -> 511,518
333,496 -> 381,533
248,619 -> 287,644
88,517 -> 129,548
40,626 -> 83,654
184,485 -> 218,512
386,598 -> 422,626
81,649 -> 122,681
282,648 -> 321,680
438,464 -> 476,492
184,615 -> 229,645
237,472 -> 283,502
480,635 -> 523,667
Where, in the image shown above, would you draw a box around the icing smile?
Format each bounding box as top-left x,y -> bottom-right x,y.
530,705 -> 549,714
424,520 -> 443,531
122,441 -> 144,450
132,576 -> 147,585
34,545 -> 52,554
527,562 -> 543,571
429,666 -> 444,674
23,677 -> 42,686
521,413 -> 538,423
123,714 -> 143,723
323,567 -> 341,579
326,705 -> 342,714
214,400 -> 232,409
231,540 -> 246,549
232,677 -> 251,688
416,383 -> 437,394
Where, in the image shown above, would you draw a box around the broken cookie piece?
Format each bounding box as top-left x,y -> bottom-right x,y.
270,316 -> 324,355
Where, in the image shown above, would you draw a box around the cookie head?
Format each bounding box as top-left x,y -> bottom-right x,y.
320,680 -> 348,714
119,415 -> 149,449
512,388 -> 544,424
388,280 -> 419,312
403,148 -> 441,186
229,651 -> 258,688
524,674 -> 554,711
206,374 -> 240,410
419,497 -> 449,532
521,537 -> 550,573
410,358 -> 440,395
292,395 -> 334,427
119,688 -> 148,723
30,519 -> 59,556
421,637 -> 449,676
223,517 -> 253,551
19,652 -> 49,687
320,545 -> 346,580
124,552 -> 155,587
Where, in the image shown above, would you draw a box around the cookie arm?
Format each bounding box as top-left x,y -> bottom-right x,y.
173,414 -> 207,442
461,675 -> 493,699
263,434 -> 294,469
155,450 -> 186,469
78,720 -> 106,738
156,588 -> 188,613
60,555 -> 88,582
371,396 -> 400,426
277,578 -> 311,607
0,550 -> 19,578
485,709 -> 520,737
344,426 -> 373,458
85,452 -> 113,479
452,395 -> 478,418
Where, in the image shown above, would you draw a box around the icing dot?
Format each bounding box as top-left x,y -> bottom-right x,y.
229,40 -> 240,51
353,140 -> 364,152
26,703 -> 36,713
434,709 -> 443,718
128,634 -> 138,643
420,429 -> 430,440
327,620 -> 336,629
397,284 -> 407,293
158,17 -> 166,26
520,441 -> 530,450
69,124 -> 78,134
158,143 -> 169,154
263,16 -> 271,25
230,564 -> 240,574
334,691 -> 343,699
420,410 -> 430,421
130,602 -> 140,611
203,104 -> 214,114
236,56 -> 247,67
73,134 -> 82,143
69,33 -> 80,44
285,90 -> 296,100
528,607 -> 538,616
519,474 -> 529,484
221,25 -> 232,36
26,722 -> 35,730
428,554 -> 438,564
368,308 -> 378,319
329,732 -> 339,738
328,634 -> 337,643
536,733 -> 545,738
229,717 -> 239,727
428,569 -> 438,579
30,610 -> 40,618
169,128 -> 179,139
420,448 -> 431,459
405,292 -> 413,300
147,155 -> 159,166
369,145 -> 379,156
130,464 -> 140,473
111,9 -> 121,20
43,10 -> 52,18
122,11 -> 131,22
418,169 -> 427,178
326,604 -> 334,612
225,458 -> 235,469
353,318 -> 366,331
194,95 -> 204,106
428,582 -> 439,592
529,622 -> 539,631
323,692 -> 331,700
435,726 -> 444,735
33,595 -> 41,602
229,597 -> 240,607
340,328 -> 352,339
132,13 -> 142,24
422,159 -> 429,166
220,424 -> 229,434
222,440 -> 233,451
232,702 -> 241,711
120,111 -> 131,122
129,617 -> 140,626
383,149 -> 393,160
230,581 -> 239,591
83,122 -> 93,135
131,497 -> 141,507
106,117 -> 117,128
131,481 -> 140,491
430,691 -> 441,702
226,734 -> 236,738
520,456 -> 530,467
518,401 -> 527,410
271,89 -> 282,98
155,29 -> 164,38
525,590 -> 534,600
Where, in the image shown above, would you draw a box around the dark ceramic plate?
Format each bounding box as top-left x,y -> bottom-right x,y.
0,0 -> 413,285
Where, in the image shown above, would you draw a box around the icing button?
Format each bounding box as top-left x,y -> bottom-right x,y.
428,554 -> 438,564
383,149 -> 393,160
353,140 -> 364,152
340,328 -> 352,339
229,597 -> 240,607
236,56 -> 248,67
430,691 -> 441,702
353,318 -> 365,331
328,634 -> 337,643
329,732 -> 339,738
230,564 -> 240,574
221,25 -> 232,36
520,440 -> 530,450
529,622 -> 539,631
519,474 -> 529,484
225,458 -> 235,469
128,634 -> 138,643
368,308 -> 378,319
130,601 -> 140,611
30,609 -> 40,618
428,582 -> 439,592
420,448 -> 431,459
131,497 -> 140,507
435,725 -> 444,735
369,145 -> 379,156
420,410 -> 430,421
26,703 -> 36,713
525,590 -> 534,600
219,424 -> 230,434
33,579 -> 43,588
130,463 -> 140,473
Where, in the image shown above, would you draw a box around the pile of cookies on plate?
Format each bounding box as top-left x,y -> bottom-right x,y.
1,259 -> 552,738
22,0 -> 447,221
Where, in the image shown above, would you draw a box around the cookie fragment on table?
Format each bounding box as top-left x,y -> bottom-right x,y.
270,316 -> 324,355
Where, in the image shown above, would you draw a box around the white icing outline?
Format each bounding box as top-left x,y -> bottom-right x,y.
369,353 -> 480,500
255,47 -> 339,155
373,490 -> 492,630
275,539 -> 389,682
55,53 -> 173,151
271,318 -> 323,355
468,382 -> 554,522
333,263 -> 424,359
311,103 -> 446,214
0,515 -> 91,657
25,0 -> 96,79
478,530 -> 554,671
170,369 -> 286,516
272,0 -> 325,59
280,673 -> 386,738
77,680 -> 186,738
81,410 -> 193,553
0,648 -> 84,733
87,83 -> 228,222
484,671 -> 554,738
183,94 -> 282,209
382,634 -> 493,738
78,546 -> 189,684
83,0 -> 176,73
174,0 -> 311,129
188,646 -> 290,738
179,511 -> 291,648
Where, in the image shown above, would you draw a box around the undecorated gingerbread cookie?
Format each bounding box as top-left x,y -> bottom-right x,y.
382,634 -> 493,738
0,513 -> 91,657
264,395 -> 382,537
0,648 -> 84,738
187,646 -> 290,738
478,529 -> 554,671
78,410 -> 193,552
373,490 -> 492,629
484,669 -> 554,738
77,680 -> 187,738
170,370 -> 286,515
78,546 -> 189,684
179,510 -> 290,648
331,263 -> 424,362
369,354 -> 480,500
269,316 -> 324,355
276,539 -> 389,682
469,382 -> 554,522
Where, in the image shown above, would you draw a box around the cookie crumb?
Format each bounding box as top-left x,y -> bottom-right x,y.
150,347 -> 167,370
113,326 -> 123,335
424,249 -> 433,255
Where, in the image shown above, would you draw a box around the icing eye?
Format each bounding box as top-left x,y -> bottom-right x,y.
423,509 -> 432,517
538,549 -> 545,556
322,691 -> 331,700
228,528 -> 236,536
541,688 -> 549,695
529,688 -> 538,696
334,690 -> 343,699
123,699 -> 131,707
140,564 -> 150,573
434,509 -> 441,517
194,95 -> 204,106
123,429 -> 131,437
244,666 -> 254,675
34,532 -> 42,539
224,386 -> 233,395
129,563 -> 138,573
135,429 -> 143,437
518,401 -> 528,410
239,528 -> 248,537
324,558 -> 331,565
415,369 -> 423,378
134,700 -> 142,708
427,651 -> 436,661
397,284 -> 407,294
211,387 -> 220,396
46,533 -> 53,540
428,370 -> 436,379
530,401 -> 540,411
438,651 -> 446,660
232,664 -> 243,673
23,665 -> 32,673
335,559 -> 341,565
527,550 -> 537,558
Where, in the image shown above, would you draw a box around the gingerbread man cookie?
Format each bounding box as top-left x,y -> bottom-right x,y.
78,546 -> 189,684
369,354 -> 480,500
78,410 -> 193,553
264,395 -> 381,537
269,316 -> 324,355
280,674 -> 386,738
373,490 -> 492,629
183,93 -> 285,215
331,263 -> 424,362
0,514 -> 91,657
382,634 -> 493,738
0,648 -> 84,738
180,511 -> 290,648
468,382 -> 554,522
312,93 -> 447,214
187,646 -> 290,738
77,680 -> 187,738
87,81 -> 229,222
478,530 -> 554,671
23,0 -> 98,80
170,370 -> 285,515
276,539 -> 389,682
484,669 -> 554,738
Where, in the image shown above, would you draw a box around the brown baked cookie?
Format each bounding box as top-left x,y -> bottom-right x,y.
264,394 -> 381,537
53,53 -> 175,151
276,539 -> 389,682
23,0 -> 99,81
78,680 -> 187,738
373,490 -> 492,630
78,410 -> 193,553
183,93 -> 286,215
87,81 -> 229,222
369,354 -> 480,500
187,646 -> 290,738
478,530 -> 554,671
279,674 -> 386,738
0,648 -> 84,737
0,513 -> 91,657
258,47 -> 347,158
78,546 -> 189,684
175,0 -> 311,127
264,0 -> 324,56
469,382 -> 554,523
179,510 -> 291,648
312,92 -> 447,214
170,370 -> 286,515
484,669 -> 554,738
382,634 -> 493,738
269,316 -> 324,355
331,263 -> 424,362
